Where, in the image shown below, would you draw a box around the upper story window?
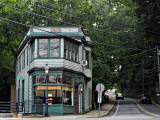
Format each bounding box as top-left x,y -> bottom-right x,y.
38,38 -> 60,58
39,39 -> 48,57
31,41 -> 35,60
86,50 -> 91,69
64,40 -> 79,62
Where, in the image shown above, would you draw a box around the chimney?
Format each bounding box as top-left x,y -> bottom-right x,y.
83,29 -> 88,35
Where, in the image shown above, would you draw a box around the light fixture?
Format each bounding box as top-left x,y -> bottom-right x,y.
80,88 -> 83,92
44,64 -> 49,74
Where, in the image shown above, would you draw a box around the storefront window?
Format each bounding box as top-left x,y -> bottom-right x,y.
35,75 -> 73,85
33,75 -> 73,105
35,86 -> 62,104
36,75 -> 62,84
63,86 -> 72,105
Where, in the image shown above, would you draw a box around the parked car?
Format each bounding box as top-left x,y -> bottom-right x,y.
116,93 -> 124,100
140,94 -> 152,104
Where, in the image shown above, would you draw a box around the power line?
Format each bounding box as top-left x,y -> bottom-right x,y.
27,1 -> 88,21
143,66 -> 158,72
143,67 -> 159,74
36,0 -> 139,36
0,16 -> 156,54
91,41 -> 155,52
0,2 -> 79,26
93,50 -> 156,63
36,0 -> 99,21
35,0 -> 142,40
0,2 -> 114,35
1,1 -> 143,43
38,0 -> 116,21
32,0 -> 137,37
143,71 -> 158,77
135,57 -> 156,66
0,16 -> 30,27
0,16 -> 158,73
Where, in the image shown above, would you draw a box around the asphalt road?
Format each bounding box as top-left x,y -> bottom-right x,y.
106,97 -> 160,120
1,97 -> 160,120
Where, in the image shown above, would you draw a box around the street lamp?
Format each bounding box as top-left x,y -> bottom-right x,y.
44,64 -> 49,116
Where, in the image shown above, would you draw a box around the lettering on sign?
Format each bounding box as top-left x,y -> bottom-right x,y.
51,28 -> 61,32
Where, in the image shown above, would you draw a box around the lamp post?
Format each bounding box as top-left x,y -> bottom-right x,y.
44,64 -> 49,116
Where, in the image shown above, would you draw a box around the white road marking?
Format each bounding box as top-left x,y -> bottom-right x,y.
112,100 -> 119,117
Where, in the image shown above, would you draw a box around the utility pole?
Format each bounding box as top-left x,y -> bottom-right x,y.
157,46 -> 160,88
142,61 -> 144,93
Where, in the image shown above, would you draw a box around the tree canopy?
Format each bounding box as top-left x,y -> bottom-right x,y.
0,0 -> 159,100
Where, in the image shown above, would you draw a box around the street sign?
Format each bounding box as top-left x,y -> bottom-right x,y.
96,83 -> 105,103
96,83 -> 105,92
96,83 -> 105,116
17,76 -> 23,79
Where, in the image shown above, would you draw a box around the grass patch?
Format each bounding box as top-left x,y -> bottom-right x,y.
153,98 -> 160,104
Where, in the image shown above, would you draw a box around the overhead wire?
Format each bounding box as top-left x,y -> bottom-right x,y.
0,16 -> 158,77
143,73 -> 158,78
1,2 -> 158,80
100,51 -> 147,62
91,41 -> 155,52
36,0 -> 101,21
1,0 -> 147,47
1,1 -> 141,39
0,16 -> 156,55
93,50 -> 156,64
143,65 -> 158,72
31,0 -> 140,37
35,0 -> 141,36
143,67 -> 159,77
27,1 -> 89,21
0,2 -> 79,26
0,2 -> 115,35
143,67 -> 159,74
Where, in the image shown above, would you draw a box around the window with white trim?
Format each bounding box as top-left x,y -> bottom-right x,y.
64,40 -> 79,62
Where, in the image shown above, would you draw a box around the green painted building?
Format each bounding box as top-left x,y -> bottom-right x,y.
15,26 -> 92,115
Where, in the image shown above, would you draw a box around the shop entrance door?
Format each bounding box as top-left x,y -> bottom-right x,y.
74,87 -> 78,114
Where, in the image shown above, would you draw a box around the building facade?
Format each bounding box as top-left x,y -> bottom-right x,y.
15,26 -> 92,115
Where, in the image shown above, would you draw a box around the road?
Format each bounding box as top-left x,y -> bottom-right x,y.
106,97 -> 160,120
1,97 -> 160,120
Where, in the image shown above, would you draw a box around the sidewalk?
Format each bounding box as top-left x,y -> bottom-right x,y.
51,96 -> 116,118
